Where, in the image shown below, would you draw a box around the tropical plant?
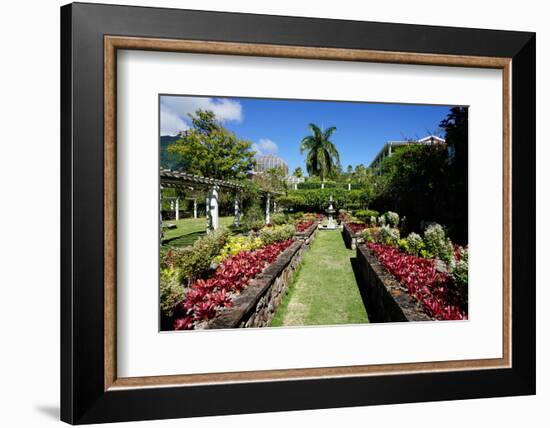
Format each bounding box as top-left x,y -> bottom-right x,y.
293,166 -> 304,178
367,242 -> 466,320
173,239 -> 294,329
299,123 -> 340,181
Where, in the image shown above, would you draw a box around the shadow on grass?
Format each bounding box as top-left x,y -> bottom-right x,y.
350,256 -> 371,319
163,230 -> 205,247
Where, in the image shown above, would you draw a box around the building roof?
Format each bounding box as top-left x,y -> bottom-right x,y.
255,154 -> 289,174
368,135 -> 446,169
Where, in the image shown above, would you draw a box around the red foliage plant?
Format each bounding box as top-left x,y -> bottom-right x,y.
347,222 -> 367,235
295,220 -> 315,232
173,239 -> 294,330
366,242 -> 467,321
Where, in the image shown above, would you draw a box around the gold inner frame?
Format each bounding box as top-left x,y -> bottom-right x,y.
104,36 -> 512,391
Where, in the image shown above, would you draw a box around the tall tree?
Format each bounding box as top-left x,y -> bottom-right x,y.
167,109 -> 256,180
293,166 -> 303,178
299,123 -> 340,181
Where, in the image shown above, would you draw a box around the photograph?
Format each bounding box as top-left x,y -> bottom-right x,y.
159,95 -> 469,331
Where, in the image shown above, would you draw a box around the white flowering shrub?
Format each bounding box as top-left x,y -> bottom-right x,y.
385,211 -> 400,228
451,247 -> 468,295
380,224 -> 400,246
406,232 -> 425,256
378,215 -> 386,226
370,216 -> 377,226
424,223 -> 453,265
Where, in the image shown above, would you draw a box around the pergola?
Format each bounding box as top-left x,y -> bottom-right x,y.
160,169 -> 278,232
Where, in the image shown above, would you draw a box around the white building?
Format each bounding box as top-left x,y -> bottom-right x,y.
368,135 -> 446,175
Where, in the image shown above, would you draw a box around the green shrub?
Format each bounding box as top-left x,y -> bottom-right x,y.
241,205 -> 265,231
166,228 -> 230,283
258,224 -> 296,245
385,211 -> 400,228
451,247 -> 468,295
405,232 -> 425,256
160,267 -> 185,318
269,212 -> 288,225
355,209 -> 379,223
379,225 -> 400,246
397,238 -> 409,253
423,223 -> 453,264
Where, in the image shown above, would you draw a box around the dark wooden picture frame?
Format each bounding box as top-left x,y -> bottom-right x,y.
61,2 -> 535,424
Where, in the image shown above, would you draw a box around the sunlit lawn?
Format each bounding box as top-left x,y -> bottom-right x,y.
271,230 -> 369,327
162,216 -> 234,247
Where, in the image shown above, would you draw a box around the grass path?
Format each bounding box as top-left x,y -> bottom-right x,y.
271,230 -> 369,327
162,216 -> 234,247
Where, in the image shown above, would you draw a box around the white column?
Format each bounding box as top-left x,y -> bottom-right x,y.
206,194 -> 211,232
321,182 -> 325,189
388,144 -> 392,156
265,193 -> 271,224
193,197 -> 197,219
207,186 -> 219,231
348,182 -> 351,191
233,195 -> 240,227
175,198 -> 179,221
274,201 -> 277,212
294,183 -> 298,190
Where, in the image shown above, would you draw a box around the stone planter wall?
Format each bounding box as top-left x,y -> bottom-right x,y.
203,235 -> 314,329
355,244 -> 432,322
295,222 -> 318,247
342,222 -> 363,250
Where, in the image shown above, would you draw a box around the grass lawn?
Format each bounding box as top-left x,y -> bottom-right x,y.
271,230 -> 369,327
162,216 -> 234,247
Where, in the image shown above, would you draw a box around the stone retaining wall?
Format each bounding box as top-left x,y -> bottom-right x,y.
342,222 -> 363,250
203,235 -> 313,329
355,244 -> 432,322
295,222 -> 318,246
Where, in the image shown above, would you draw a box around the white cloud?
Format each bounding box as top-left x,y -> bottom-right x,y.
160,96 -> 243,135
160,104 -> 189,136
252,138 -> 279,156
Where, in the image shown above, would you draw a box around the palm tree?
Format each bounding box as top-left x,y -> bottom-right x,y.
293,167 -> 303,178
300,123 -> 340,181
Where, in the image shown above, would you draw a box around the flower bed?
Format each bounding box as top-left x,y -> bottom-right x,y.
173,239 -> 294,330
346,222 -> 367,234
295,220 -> 315,232
342,222 -> 366,250
366,242 -> 466,320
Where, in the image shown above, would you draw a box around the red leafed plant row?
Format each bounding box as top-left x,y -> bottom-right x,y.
295,220 -> 315,233
367,242 -> 467,320
347,222 -> 367,234
173,239 -> 294,330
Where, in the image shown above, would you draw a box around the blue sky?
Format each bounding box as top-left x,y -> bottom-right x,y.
160,95 -> 455,174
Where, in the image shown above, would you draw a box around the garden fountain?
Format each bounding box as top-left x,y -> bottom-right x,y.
320,195 -> 339,230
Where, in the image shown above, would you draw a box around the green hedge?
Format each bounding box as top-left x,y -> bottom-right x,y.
276,188 -> 371,212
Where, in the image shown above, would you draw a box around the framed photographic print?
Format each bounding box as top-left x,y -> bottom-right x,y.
60,2 -> 536,424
